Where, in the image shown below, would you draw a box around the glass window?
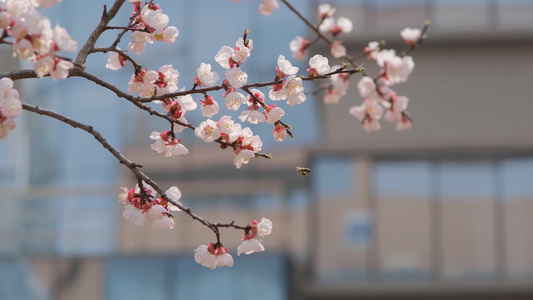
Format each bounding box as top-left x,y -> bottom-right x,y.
174,255 -> 287,300
106,255 -> 287,300
313,156 -> 355,198
373,160 -> 431,199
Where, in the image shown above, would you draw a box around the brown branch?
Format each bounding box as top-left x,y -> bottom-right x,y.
76,0 -> 126,66
280,0 -> 372,78
92,47 -> 142,71
21,103 -> 249,237
109,0 -> 154,49
401,20 -> 431,57
141,66 -> 363,103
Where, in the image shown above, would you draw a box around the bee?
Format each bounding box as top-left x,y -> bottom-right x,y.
295,166 -> 312,176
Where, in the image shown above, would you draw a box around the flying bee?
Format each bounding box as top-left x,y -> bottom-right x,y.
295,166 -> 312,176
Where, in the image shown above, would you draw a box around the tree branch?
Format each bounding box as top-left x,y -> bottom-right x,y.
21,103 -> 248,237
76,0 -> 126,66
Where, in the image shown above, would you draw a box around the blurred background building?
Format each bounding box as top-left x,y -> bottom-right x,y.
1,0 -> 533,299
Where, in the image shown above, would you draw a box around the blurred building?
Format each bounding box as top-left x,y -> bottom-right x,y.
1,0 -> 533,299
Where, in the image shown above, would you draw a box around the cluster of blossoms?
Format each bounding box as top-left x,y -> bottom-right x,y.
118,183 -> 273,270
269,55 -> 305,106
194,115 -> 263,169
284,2 -> 418,132
0,0 -> 77,80
125,0 -> 179,55
347,32 -> 417,132
194,218 -> 272,269
126,64 -> 180,97
0,78 -> 21,139
119,182 -> 182,229
213,37 -> 251,89
289,3 -> 352,61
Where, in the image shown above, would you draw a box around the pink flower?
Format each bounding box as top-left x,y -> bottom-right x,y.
265,106 -> 284,125
150,131 -> 189,157
232,38 -> 251,64
330,40 -> 346,58
272,124 -> 287,142
215,46 -> 235,69
218,116 -> 242,143
162,26 -> 179,44
53,24 -> 78,53
384,94 -> 408,122
49,59 -> 73,81
194,119 -> 220,143
224,91 -> 246,111
237,218 -> 272,256
128,69 -> 158,97
365,41 -> 380,59
289,36 -> 307,61
276,55 -> 299,79
106,49 -> 126,70
396,115 -> 412,131
308,54 -> 330,76
194,243 -> 234,269
357,76 -> 378,99
259,0 -> 279,16
119,184 -> 181,229
234,149 -> 255,169
323,88 -> 342,104
200,95 -> 219,117
128,31 -> 152,55
349,99 -> 384,132
224,67 -> 248,88
318,3 -> 336,18
145,9 -> 169,30
400,28 -> 421,45
195,63 -> 219,87
319,17 -> 353,35
283,75 -> 306,106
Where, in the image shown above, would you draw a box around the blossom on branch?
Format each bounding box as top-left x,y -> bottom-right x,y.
224,90 -> 246,111
319,16 -> 353,36
330,40 -> 346,58
308,54 -> 330,76
259,0 -> 279,16
237,218 -> 273,255
150,130 -> 189,157
289,36 -> 307,61
376,49 -> 415,85
275,54 -> 299,79
232,127 -> 262,169
318,3 -> 336,19
225,67 -> 248,88
106,48 -> 126,70
265,105 -> 284,125
194,119 -> 221,143
194,243 -> 234,269
239,89 -> 266,124
0,78 -> 22,139
119,183 -> 182,229
272,124 -> 287,142
400,27 -> 421,45
195,63 -> 219,87
350,99 -> 384,132
283,75 -> 306,106
125,2 -> 179,53
200,95 -> 219,117
365,41 -> 380,59
128,69 -> 158,97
